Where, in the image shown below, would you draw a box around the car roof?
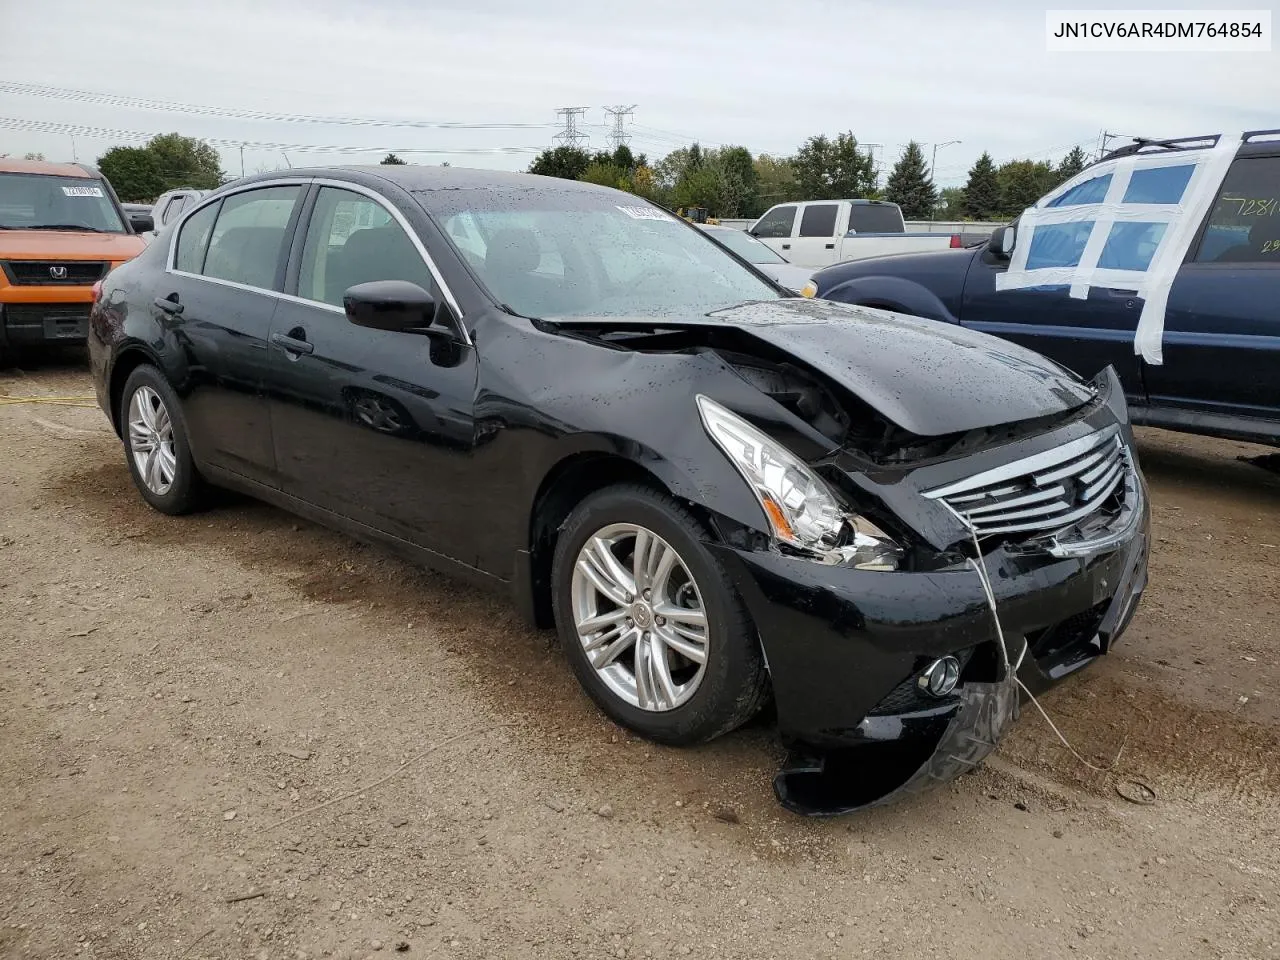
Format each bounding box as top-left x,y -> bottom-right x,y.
220,164 -> 621,196
0,158 -> 96,177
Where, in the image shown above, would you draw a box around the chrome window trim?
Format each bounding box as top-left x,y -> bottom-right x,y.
164,175 -> 469,343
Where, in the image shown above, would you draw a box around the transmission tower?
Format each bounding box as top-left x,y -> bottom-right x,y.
553,107 -> 590,148
603,105 -> 637,151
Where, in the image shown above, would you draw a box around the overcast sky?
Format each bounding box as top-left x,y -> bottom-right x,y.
1,0 -> 1276,188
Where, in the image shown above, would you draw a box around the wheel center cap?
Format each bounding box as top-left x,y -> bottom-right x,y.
630,602 -> 653,629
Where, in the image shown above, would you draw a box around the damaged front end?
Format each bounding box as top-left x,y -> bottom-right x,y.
544,307 -> 1149,815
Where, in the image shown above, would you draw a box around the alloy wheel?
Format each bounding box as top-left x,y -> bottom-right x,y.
127,385 -> 177,496
570,522 -> 710,712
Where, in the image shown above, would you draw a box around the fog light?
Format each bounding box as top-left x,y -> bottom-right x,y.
918,656 -> 961,697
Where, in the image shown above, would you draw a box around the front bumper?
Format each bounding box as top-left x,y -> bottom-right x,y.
0,301 -> 93,347
709,483 -> 1150,815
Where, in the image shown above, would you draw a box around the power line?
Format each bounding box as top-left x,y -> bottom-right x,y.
0,117 -> 541,156
553,107 -> 589,149
0,80 -> 557,131
603,105 -> 637,151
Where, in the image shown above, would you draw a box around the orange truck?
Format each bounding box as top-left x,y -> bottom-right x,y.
0,158 -> 149,366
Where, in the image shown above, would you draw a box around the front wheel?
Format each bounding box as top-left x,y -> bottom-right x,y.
120,365 -> 206,515
551,484 -> 769,746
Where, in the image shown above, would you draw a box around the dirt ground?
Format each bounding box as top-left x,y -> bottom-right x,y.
2,359 -> 1279,960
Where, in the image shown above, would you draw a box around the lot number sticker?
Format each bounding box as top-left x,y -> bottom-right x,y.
62,185 -> 104,198
616,204 -> 675,222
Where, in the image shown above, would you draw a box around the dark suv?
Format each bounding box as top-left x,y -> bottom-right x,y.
809,130 -> 1280,447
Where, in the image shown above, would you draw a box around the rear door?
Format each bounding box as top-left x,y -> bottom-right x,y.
786,202 -> 843,268
161,183 -> 306,485
266,182 -> 481,562
1145,151 -> 1280,422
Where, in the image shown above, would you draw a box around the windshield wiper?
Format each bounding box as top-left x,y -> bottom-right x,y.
11,224 -> 110,232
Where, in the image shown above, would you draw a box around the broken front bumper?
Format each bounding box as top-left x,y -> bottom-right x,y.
709,486 -> 1150,815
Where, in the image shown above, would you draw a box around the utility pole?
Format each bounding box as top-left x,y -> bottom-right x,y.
240,145 -> 245,177
862,143 -> 883,189
553,107 -> 590,149
928,141 -> 961,223
603,105 -> 637,151
1096,130 -> 1118,161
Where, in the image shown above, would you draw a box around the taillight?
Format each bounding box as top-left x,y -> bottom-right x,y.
949,234 -> 962,248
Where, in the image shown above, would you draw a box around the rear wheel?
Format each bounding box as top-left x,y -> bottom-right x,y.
120,365 -> 206,515
551,484 -> 769,745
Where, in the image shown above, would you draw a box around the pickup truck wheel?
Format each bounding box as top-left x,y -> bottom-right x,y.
551,484 -> 770,746
120,365 -> 206,516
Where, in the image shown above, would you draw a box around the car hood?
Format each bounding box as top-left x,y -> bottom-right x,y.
552,297 -> 1095,437
0,230 -> 147,261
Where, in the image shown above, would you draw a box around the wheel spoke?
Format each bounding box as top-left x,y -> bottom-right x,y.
653,604 -> 706,629
590,626 -> 639,669
158,446 -> 177,483
648,634 -> 678,707
588,537 -> 637,599
153,403 -> 171,440
649,544 -> 677,601
135,390 -> 157,430
658,626 -> 707,664
145,448 -> 164,491
633,633 -> 655,709
576,608 -> 628,638
576,555 -> 630,608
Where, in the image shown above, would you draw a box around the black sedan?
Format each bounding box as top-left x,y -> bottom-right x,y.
88,167 -> 1150,814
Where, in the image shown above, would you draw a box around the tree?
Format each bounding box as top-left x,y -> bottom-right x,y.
96,146 -> 166,203
610,145 -> 635,171
997,159 -> 1057,216
23,151 -> 45,161
98,133 -> 223,202
792,132 -> 877,201
381,153 -> 407,165
937,186 -> 967,220
709,145 -> 758,219
579,161 -> 628,189
673,165 -> 726,213
753,154 -> 799,214
1055,146 -> 1088,185
528,146 -> 592,180
962,152 -> 1001,220
884,141 -> 937,220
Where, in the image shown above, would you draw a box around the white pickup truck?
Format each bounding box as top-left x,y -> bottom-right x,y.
748,199 -> 972,269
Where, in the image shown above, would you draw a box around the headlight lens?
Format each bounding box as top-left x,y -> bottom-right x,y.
799,280 -> 818,298
696,395 -> 903,570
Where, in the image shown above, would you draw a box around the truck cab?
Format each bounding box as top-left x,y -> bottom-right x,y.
749,199 -> 959,268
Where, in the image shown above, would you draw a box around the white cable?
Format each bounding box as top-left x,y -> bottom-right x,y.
965,523 -> 1123,774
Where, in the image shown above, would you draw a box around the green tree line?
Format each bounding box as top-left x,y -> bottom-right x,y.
528,138 -> 1094,222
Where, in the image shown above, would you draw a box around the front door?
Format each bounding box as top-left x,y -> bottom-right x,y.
160,184 -> 306,486
786,202 -> 842,268
267,184 -> 481,564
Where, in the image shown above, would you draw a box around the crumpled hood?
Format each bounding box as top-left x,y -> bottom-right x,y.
552,297 -> 1095,437
709,298 -> 1094,436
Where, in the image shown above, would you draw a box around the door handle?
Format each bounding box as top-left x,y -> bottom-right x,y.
824,243 -> 835,249
270,332 -> 314,356
154,295 -> 183,315
781,243 -> 791,250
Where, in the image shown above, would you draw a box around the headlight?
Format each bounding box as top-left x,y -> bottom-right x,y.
695,395 -> 903,570
799,280 -> 818,298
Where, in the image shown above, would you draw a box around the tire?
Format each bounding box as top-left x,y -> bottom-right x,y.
551,483 -> 770,746
120,364 -> 206,515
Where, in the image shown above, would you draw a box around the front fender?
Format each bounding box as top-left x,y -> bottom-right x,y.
822,275 -> 958,324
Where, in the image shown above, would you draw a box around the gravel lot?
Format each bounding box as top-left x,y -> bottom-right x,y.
2,359 -> 1278,960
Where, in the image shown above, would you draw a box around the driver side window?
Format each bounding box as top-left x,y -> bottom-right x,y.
753,205 -> 796,239
297,187 -> 434,307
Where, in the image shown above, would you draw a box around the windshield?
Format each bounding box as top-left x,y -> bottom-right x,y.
422,186 -> 780,319
706,228 -> 786,264
0,173 -> 126,232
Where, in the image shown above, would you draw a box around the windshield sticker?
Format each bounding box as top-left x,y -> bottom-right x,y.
616,204 -> 675,222
62,185 -> 104,198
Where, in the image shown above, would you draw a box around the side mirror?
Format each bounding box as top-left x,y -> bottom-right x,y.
129,213 -> 155,233
344,280 -> 437,333
988,225 -> 1017,259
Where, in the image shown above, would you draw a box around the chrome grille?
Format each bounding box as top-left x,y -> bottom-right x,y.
924,427 -> 1129,537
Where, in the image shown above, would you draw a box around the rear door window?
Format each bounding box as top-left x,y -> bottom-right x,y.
173,201 -> 221,274
201,186 -> 302,290
846,203 -> 904,233
798,204 -> 839,238
1193,156 -> 1280,263
752,205 -> 796,239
